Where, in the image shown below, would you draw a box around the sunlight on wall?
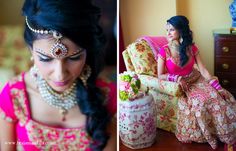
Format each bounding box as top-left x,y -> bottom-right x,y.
176,0 -> 232,74
120,0 -> 176,46
0,0 -> 24,25
120,0 -> 232,74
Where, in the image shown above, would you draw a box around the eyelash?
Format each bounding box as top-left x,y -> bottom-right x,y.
39,56 -> 52,62
38,54 -> 82,62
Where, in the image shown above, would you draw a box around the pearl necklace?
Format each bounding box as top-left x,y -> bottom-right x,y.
30,67 -> 78,121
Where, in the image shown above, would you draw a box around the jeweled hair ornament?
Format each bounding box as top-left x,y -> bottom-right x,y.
25,16 -> 68,59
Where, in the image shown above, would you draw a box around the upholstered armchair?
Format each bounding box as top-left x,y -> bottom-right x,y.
122,36 -> 184,133
0,26 -> 31,89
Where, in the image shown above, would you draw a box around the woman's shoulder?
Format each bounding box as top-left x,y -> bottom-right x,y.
96,67 -> 116,91
1,73 -> 25,92
158,44 -> 169,59
190,43 -> 199,55
96,68 -> 117,115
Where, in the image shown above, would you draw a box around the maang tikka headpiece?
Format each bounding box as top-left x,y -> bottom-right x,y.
25,17 -> 68,58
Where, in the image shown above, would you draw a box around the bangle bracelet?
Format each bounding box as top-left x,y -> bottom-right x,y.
209,79 -> 222,90
167,74 -> 179,82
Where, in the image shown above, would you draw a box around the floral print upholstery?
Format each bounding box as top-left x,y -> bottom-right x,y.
139,74 -> 183,97
0,26 -> 31,74
0,26 -> 31,89
122,50 -> 135,71
126,39 -> 157,76
122,36 -> 184,133
149,89 -> 178,133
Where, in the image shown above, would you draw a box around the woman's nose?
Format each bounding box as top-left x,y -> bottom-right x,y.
54,61 -> 67,81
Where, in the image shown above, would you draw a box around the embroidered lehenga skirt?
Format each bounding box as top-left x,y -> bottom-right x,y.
175,70 -> 236,149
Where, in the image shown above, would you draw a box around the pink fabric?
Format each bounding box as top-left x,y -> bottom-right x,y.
167,74 -> 179,82
176,75 -> 236,149
157,43 -> 236,149
209,79 -> 222,90
96,79 -> 117,115
159,44 -> 198,76
0,73 -> 116,150
0,83 -> 17,121
139,36 -> 168,61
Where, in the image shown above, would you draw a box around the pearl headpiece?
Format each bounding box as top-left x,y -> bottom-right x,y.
25,17 -> 68,59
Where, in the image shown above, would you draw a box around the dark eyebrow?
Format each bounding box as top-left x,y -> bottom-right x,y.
68,50 -> 85,57
36,51 -> 52,58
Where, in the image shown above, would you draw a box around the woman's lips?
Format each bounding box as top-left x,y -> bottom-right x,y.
53,80 -> 69,87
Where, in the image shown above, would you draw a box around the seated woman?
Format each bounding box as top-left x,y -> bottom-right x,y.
158,15 -> 236,149
0,0 -> 116,150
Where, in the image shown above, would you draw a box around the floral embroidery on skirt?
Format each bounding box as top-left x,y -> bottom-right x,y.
176,74 -> 236,149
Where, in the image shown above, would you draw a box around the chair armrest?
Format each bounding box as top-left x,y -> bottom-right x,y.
122,50 -> 135,71
139,74 -> 183,97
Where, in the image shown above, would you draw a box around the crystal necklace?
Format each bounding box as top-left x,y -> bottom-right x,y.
30,67 -> 78,121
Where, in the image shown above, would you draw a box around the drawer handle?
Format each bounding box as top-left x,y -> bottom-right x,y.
222,47 -> 229,53
222,63 -> 229,70
222,79 -> 229,85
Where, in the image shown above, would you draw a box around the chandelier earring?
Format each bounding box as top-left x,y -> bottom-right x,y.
79,65 -> 92,87
30,64 -> 40,80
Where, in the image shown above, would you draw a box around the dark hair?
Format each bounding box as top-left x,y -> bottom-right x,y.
22,0 -> 111,150
167,15 -> 193,66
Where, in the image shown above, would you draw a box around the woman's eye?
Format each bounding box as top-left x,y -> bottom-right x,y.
68,54 -> 82,61
38,56 -> 53,62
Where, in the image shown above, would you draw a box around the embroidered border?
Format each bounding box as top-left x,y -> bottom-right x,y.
26,120 -> 91,150
11,88 -> 28,126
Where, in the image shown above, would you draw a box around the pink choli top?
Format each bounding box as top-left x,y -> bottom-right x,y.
158,44 -> 199,76
0,73 -> 117,151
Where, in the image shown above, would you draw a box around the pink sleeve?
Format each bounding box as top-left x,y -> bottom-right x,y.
96,80 -> 117,116
192,44 -> 199,55
158,46 -> 166,60
0,83 -> 17,122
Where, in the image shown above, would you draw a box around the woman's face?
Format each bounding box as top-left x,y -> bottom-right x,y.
32,37 -> 86,93
166,23 -> 180,42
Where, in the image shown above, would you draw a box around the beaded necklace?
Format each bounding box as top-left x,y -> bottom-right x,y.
30,66 -> 77,121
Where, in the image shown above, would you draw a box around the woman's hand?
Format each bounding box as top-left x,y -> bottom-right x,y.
158,74 -> 167,80
178,77 -> 189,92
218,89 -> 230,100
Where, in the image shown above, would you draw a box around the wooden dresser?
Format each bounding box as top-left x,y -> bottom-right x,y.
214,29 -> 236,97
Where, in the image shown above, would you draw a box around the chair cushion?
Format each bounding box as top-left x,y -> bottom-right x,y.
149,89 -> 178,133
139,74 -> 183,97
126,39 -> 157,76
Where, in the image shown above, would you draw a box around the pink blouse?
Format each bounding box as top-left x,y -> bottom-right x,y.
158,44 -> 199,76
0,73 -> 116,150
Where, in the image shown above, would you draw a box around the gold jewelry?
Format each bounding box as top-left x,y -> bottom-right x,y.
169,41 -> 180,54
79,65 -> 91,87
26,17 -> 68,59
